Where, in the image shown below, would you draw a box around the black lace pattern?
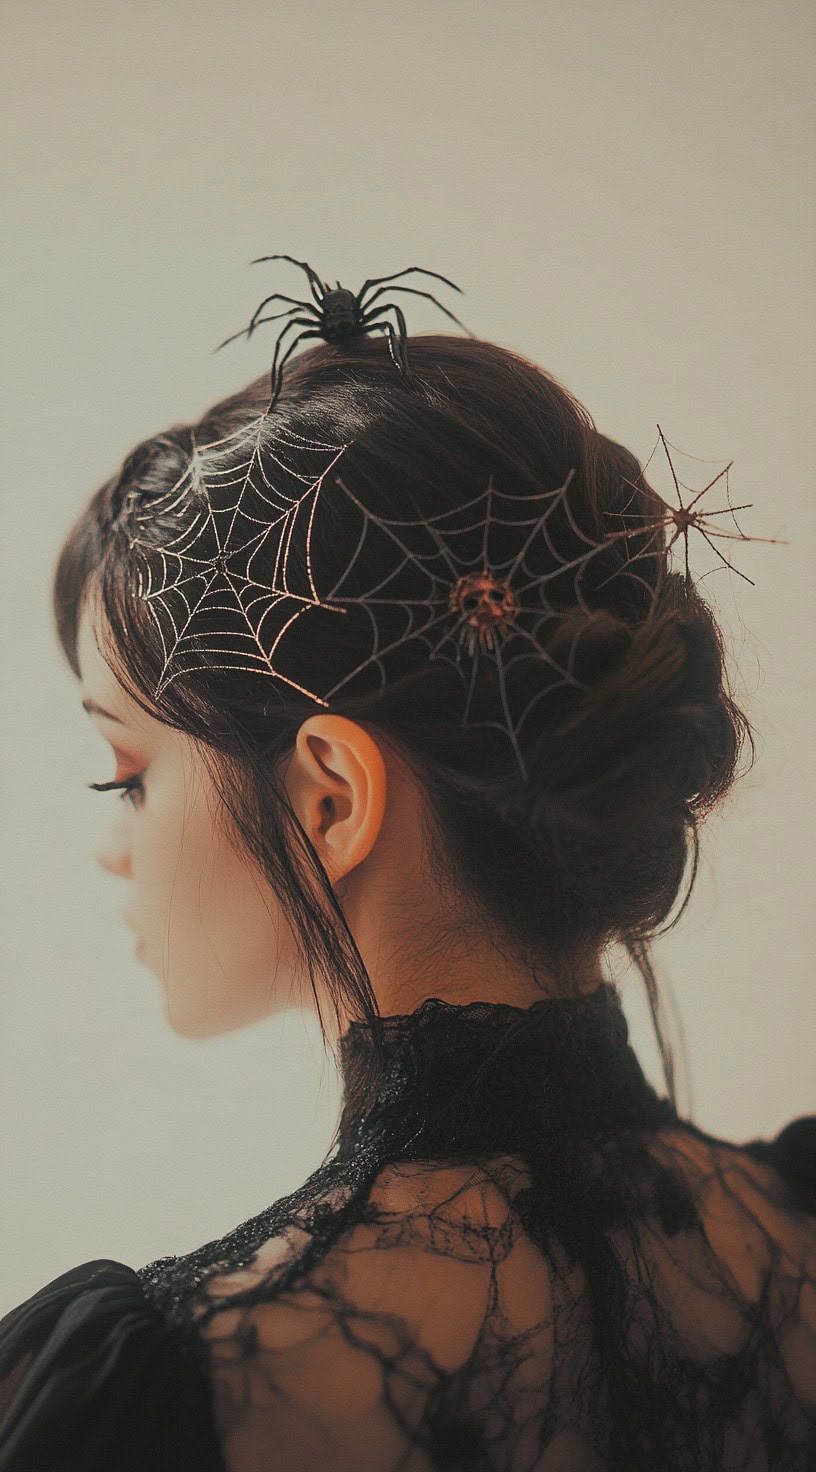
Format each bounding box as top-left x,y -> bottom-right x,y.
133,985 -> 816,1469
1,982 -> 814,1470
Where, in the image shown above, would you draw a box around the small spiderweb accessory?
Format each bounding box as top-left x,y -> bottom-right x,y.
215,254 -> 475,412
612,425 -> 786,594
125,418 -> 783,783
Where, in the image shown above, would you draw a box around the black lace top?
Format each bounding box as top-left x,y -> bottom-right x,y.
0,983 -> 814,1470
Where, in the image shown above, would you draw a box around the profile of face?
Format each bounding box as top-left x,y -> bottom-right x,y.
77,597 -> 589,1040
75,595 -> 409,1042
76,604 -> 312,1041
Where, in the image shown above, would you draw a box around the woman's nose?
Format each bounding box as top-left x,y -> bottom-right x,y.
95,821 -> 132,878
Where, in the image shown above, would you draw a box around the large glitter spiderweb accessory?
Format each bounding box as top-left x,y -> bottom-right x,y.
126,410 -> 783,783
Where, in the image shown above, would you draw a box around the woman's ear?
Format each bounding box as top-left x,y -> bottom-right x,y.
284,715 -> 388,884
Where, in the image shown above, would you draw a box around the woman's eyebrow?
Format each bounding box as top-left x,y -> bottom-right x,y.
82,698 -> 126,725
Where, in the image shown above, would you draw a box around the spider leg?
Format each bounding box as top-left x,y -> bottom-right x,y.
459,635 -> 483,731
682,527 -> 691,587
657,426 -> 685,508
214,302 -> 305,353
696,502 -> 753,520
361,306 -> 411,376
267,325 -> 325,410
603,488 -> 665,524
390,311 -> 411,376
695,526 -> 757,585
701,523 -> 783,545
251,255 -> 327,308
357,266 -> 465,297
246,293 -> 313,335
263,312 -> 323,385
246,307 -> 309,337
361,287 -> 474,337
658,520 -> 683,559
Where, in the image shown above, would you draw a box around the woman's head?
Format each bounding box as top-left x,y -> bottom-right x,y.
55,333 -> 754,1081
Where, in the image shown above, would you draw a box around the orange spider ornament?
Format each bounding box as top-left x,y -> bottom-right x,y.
449,566 -> 521,657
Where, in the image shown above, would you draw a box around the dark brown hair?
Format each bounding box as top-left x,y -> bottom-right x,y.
53,333 -> 755,1116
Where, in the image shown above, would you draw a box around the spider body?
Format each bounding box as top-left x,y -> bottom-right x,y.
319,286 -> 363,344
217,254 -> 474,412
450,568 -> 520,657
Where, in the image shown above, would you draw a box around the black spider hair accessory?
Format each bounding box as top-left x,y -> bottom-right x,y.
216,254 -> 476,412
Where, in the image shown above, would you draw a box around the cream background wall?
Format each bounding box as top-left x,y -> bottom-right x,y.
1,0 -> 813,1314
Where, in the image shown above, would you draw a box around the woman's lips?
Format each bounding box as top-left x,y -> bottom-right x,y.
122,912 -> 144,958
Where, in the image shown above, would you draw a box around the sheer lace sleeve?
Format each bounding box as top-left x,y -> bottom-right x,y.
168,1123 -> 816,1472
191,1157 -> 572,1472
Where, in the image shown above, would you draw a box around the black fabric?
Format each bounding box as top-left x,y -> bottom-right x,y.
0,982 -> 813,1470
0,1261 -> 223,1471
742,1118 -> 816,1215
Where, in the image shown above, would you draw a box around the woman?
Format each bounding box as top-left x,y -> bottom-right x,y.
0,270 -> 813,1470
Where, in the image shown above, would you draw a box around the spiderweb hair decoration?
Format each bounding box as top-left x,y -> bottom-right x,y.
216,254 -> 476,412
621,425 -> 783,594
126,407 -> 783,783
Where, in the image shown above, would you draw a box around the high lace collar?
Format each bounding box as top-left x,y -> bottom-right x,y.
335,982 -> 677,1161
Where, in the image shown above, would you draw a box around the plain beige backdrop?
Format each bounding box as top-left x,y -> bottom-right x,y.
1,0 -> 813,1315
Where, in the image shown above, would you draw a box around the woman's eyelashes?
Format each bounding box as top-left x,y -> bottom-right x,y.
87,774 -> 146,809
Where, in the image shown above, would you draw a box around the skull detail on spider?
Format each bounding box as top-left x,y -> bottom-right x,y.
449,567 -> 521,657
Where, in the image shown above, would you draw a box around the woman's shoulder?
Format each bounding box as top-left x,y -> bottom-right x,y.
0,1257 -> 147,1417
655,1113 -> 816,1216
181,1156 -> 569,1470
739,1114 -> 816,1214
0,1257 -> 225,1470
